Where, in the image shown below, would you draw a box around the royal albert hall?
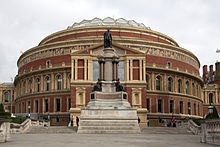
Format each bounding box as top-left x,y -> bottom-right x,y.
14,17 -> 203,126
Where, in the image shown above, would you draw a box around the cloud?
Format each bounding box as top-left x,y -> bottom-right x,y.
0,0 -> 219,82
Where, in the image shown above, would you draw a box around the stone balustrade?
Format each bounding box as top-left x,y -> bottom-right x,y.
188,119 -> 201,135
0,118 -> 11,142
10,118 -> 32,134
200,119 -> 220,145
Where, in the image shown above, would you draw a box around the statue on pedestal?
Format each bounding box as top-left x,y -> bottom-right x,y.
115,78 -> 125,92
104,29 -> 112,48
92,79 -> 102,92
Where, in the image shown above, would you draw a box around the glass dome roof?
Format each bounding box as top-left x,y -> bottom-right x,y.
67,17 -> 151,30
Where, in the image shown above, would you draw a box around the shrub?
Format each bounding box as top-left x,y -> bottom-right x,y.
11,117 -> 27,124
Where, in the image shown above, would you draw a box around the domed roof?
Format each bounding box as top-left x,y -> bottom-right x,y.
67,17 -> 151,30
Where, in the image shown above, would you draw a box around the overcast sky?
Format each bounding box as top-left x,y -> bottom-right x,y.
0,0 -> 219,83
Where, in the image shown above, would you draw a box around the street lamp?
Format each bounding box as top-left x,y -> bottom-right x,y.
10,77 -> 13,114
208,103 -> 213,114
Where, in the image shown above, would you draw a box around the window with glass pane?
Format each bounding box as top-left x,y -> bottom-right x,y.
209,93 -> 213,104
147,98 -> 150,112
45,99 -> 48,112
35,100 -> 38,113
57,75 -> 62,90
168,77 -> 172,92
180,101 -> 183,114
178,79 -> 182,93
93,61 -> 99,81
188,102 -> 191,115
4,92 -> 9,102
29,80 -> 32,93
46,77 -> 50,91
37,78 -> 40,92
118,61 -> 124,81
156,76 -> 161,90
170,100 -> 174,113
158,99 -> 162,113
68,98 -> 71,110
194,103 -> 196,115
185,81 -> 189,94
56,99 -> 60,112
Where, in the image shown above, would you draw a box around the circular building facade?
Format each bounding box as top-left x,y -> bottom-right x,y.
14,17 -> 203,126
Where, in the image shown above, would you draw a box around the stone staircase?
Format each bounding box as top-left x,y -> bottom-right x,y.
26,126 -> 75,134
141,127 -> 193,134
78,119 -> 140,134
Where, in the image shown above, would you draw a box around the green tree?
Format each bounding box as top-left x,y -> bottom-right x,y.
0,103 -> 5,112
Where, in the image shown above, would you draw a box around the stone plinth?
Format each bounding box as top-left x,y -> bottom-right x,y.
77,108 -> 140,134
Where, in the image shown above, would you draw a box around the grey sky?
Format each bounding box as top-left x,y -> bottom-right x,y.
0,0 -> 219,83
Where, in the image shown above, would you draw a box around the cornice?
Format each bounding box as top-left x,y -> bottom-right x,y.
146,66 -> 203,85
147,90 -> 203,102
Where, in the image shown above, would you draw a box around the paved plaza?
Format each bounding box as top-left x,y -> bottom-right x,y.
2,127 -> 218,147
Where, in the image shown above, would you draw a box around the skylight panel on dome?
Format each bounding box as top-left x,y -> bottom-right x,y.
128,20 -> 139,27
103,17 -> 115,25
116,18 -> 129,27
90,18 -> 103,26
67,17 -> 151,30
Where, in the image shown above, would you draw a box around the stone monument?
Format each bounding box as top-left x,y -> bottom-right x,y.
77,29 -> 140,134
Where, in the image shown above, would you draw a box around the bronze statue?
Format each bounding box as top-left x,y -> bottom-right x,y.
104,29 -> 112,48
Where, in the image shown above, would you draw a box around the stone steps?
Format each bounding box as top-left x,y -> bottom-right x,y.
141,127 -> 193,134
80,120 -> 138,126
26,126 -> 75,134
78,129 -> 140,134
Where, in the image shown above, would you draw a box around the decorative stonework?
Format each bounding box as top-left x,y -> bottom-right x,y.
124,45 -> 199,70
18,45 -> 91,69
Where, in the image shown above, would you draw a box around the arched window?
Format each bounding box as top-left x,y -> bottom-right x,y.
46,76 -> 50,91
209,93 -> 213,104
178,79 -> 182,93
168,77 -> 173,92
185,81 -> 189,94
156,76 -> 161,90
4,92 -> 9,102
57,75 -> 62,90
146,74 -> 149,90
29,80 -> 32,93
192,83 -> 195,96
37,78 -> 40,92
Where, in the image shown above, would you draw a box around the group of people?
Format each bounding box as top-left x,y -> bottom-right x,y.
70,116 -> 79,131
159,117 -> 176,127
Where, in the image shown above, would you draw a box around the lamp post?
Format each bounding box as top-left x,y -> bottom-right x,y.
208,103 -> 213,114
10,78 -> 13,114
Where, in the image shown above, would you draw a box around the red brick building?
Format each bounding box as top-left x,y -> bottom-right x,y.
13,17 -> 203,126
202,62 -> 220,117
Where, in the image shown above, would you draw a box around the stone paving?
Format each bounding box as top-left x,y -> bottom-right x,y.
2,127 -> 219,147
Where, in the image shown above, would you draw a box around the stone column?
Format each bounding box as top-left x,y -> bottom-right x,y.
51,73 -> 54,90
151,72 -> 155,90
64,72 -> 67,89
164,73 -> 167,91
40,75 -> 43,91
75,59 -> 78,80
143,59 -> 146,81
84,59 -> 87,80
88,60 -> 92,81
139,60 -> 142,81
130,59 -> 133,80
126,59 -> 129,81
104,59 -> 113,81
116,61 -> 118,80
71,59 -> 74,81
